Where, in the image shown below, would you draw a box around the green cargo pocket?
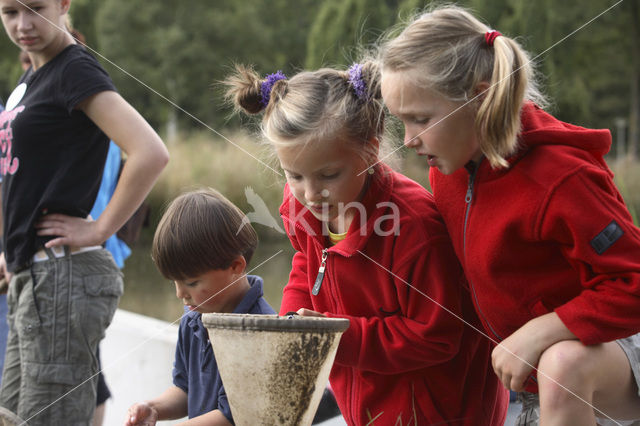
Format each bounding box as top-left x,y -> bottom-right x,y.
83,274 -> 123,298
80,273 -> 123,342
25,361 -> 91,386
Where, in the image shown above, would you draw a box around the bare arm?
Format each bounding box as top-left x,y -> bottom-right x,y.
0,182 -> 3,236
125,386 -> 188,425
36,91 -> 169,247
0,184 -> 9,285
176,410 -> 233,426
125,386 -> 233,426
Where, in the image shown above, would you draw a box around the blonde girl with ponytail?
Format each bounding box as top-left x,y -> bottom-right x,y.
380,5 -> 640,425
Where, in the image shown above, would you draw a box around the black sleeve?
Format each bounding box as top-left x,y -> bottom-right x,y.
59,49 -> 117,113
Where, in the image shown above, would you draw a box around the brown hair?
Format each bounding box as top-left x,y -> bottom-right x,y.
63,15 -> 86,45
152,188 -> 258,280
224,63 -> 390,166
379,5 -> 546,169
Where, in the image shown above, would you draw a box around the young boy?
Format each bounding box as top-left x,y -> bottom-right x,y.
125,189 -> 275,426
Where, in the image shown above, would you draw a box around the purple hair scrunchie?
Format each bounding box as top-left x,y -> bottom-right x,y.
260,71 -> 287,107
348,63 -> 368,101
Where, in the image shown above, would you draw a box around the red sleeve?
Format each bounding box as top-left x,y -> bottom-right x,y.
279,250 -> 314,315
328,235 -> 465,374
541,166 -> 640,344
278,202 -> 314,315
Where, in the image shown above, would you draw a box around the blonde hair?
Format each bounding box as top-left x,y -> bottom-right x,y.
152,188 -> 257,281
380,5 -> 545,169
224,63 -> 389,166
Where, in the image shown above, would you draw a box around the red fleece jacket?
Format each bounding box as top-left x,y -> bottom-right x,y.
280,165 -> 507,425
431,103 -> 640,353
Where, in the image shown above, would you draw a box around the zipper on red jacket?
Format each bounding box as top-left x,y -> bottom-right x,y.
463,162 -> 503,341
312,248 -> 328,295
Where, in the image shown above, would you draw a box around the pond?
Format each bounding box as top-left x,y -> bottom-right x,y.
118,233 -> 295,324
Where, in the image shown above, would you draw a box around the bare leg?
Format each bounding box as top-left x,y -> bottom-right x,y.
92,403 -> 105,426
537,340 -> 640,426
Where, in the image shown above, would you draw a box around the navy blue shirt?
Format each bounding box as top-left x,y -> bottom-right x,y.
172,275 -> 275,423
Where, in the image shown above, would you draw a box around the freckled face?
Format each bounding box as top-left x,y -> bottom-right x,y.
174,267 -> 244,314
381,70 -> 482,175
276,137 -> 371,233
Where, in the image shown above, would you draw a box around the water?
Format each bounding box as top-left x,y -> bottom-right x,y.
119,232 -> 295,323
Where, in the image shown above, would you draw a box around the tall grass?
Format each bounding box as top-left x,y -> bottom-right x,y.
148,130 -> 430,232
148,130 -> 640,248
149,130 -> 285,237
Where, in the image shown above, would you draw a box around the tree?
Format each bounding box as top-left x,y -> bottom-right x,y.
471,0 -> 631,142
305,0 -> 395,69
626,0 -> 640,158
95,0 -> 321,135
68,0 -> 101,46
0,37 -> 23,102
1,0 -> 633,146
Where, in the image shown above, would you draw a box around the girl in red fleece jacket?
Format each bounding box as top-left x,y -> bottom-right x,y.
225,65 -> 507,424
379,5 -> 640,425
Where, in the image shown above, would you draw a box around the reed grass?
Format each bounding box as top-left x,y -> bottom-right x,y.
149,131 -> 640,230
149,130 -> 285,235
149,130 -> 431,233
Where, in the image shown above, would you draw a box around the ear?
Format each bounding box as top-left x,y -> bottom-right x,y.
229,255 -> 247,275
472,81 -> 491,101
60,0 -> 71,14
369,137 -> 380,151
367,137 -> 380,165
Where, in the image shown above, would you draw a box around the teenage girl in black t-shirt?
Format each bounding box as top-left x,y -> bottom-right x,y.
0,0 -> 168,424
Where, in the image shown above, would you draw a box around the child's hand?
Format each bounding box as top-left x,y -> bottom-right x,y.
125,402 -> 158,426
297,308 -> 326,317
0,253 -> 12,293
491,312 -> 578,391
491,323 -> 545,391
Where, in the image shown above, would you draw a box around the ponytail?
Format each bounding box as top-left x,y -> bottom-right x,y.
475,35 -> 529,168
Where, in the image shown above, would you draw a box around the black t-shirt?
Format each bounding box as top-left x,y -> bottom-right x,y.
0,45 -> 116,272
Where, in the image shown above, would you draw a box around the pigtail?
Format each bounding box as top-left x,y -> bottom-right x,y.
223,65 -> 266,115
360,61 -> 385,139
360,61 -> 382,101
475,35 -> 529,168
266,78 -> 288,114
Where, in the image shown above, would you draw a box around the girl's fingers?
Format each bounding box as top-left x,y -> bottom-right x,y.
44,237 -> 67,248
37,226 -> 63,235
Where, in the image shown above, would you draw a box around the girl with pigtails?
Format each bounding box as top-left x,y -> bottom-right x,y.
379,5 -> 640,425
225,63 -> 507,424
